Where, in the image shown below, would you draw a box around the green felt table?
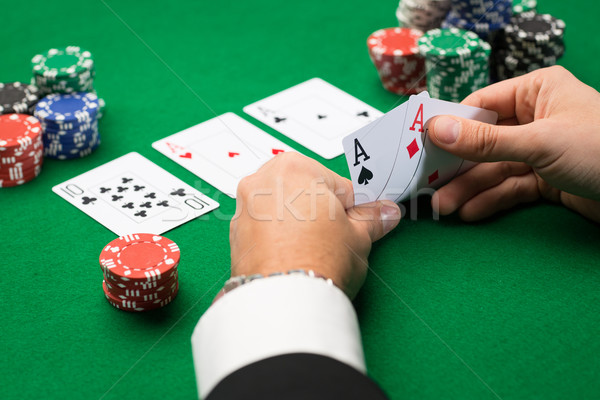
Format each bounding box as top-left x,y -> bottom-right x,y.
2,1 -> 599,399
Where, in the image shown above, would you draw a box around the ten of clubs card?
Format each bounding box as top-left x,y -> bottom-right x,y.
343,93 -> 498,205
152,112 -> 296,198
244,78 -> 383,159
52,152 -> 219,236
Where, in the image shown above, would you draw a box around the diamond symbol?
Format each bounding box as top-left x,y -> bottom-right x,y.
406,138 -> 419,159
428,170 -> 439,184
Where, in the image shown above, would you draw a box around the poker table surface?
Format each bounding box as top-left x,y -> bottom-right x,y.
2,1 -> 600,399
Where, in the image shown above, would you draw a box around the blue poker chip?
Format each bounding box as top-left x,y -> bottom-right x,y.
44,133 -> 100,159
34,92 -> 99,127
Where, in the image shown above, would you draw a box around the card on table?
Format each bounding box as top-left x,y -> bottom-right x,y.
152,112 -> 296,198
243,78 -> 383,159
52,152 -> 219,236
344,94 -> 498,205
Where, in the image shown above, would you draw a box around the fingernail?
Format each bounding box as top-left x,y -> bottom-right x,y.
435,116 -> 459,144
381,203 -> 401,234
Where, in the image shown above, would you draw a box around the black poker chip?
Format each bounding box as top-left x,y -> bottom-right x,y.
0,82 -> 40,115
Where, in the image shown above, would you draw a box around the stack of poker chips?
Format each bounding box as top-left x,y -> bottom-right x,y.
0,82 -> 40,115
367,28 -> 426,95
0,114 -> 43,187
34,92 -> 101,160
418,28 -> 491,102
493,12 -> 565,81
512,0 -> 536,15
396,0 -> 451,32
442,0 -> 512,42
99,234 -> 180,312
31,46 -> 95,95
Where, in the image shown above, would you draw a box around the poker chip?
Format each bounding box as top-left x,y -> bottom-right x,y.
396,0 -> 451,32
418,28 -> 491,102
34,92 -> 102,159
99,234 -> 181,312
442,0 -> 512,41
367,28 -> 426,95
0,114 -> 44,187
492,12 -> 565,80
512,0 -> 537,15
31,46 -> 95,95
0,82 -> 40,115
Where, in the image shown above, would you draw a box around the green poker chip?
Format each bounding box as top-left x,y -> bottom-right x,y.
418,28 -> 481,58
31,46 -> 94,79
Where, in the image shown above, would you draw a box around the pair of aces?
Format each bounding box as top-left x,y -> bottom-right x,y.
153,78 -> 382,198
342,93 -> 498,205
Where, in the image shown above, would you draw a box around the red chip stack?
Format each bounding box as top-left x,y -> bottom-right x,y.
0,114 -> 43,187
367,27 -> 427,95
99,233 -> 180,312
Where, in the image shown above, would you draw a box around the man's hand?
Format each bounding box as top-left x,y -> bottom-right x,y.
230,152 -> 401,298
428,66 -> 600,222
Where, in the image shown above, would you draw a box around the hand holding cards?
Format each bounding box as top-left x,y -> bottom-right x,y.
343,93 -> 498,205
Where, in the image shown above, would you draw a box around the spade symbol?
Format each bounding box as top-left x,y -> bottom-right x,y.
274,116 -> 286,123
357,166 -> 373,185
357,111 -> 369,118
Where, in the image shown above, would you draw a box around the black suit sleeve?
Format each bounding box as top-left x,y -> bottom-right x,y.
206,352 -> 389,400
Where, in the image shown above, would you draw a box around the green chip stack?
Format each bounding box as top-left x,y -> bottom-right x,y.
512,0 -> 537,15
418,28 -> 491,102
31,46 -> 95,95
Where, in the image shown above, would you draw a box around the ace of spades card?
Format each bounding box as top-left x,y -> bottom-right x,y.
344,93 -> 498,205
243,78 -> 383,159
52,152 -> 219,236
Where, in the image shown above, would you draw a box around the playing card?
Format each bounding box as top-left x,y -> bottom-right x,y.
342,91 -> 429,204
52,152 -> 219,236
383,96 -> 498,203
152,113 -> 296,198
243,78 -> 383,159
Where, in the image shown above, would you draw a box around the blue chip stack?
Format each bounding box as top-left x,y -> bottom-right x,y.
442,0 -> 512,41
34,92 -> 101,160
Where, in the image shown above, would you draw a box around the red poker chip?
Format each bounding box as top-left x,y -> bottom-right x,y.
367,27 -> 423,58
99,233 -> 180,282
0,114 -> 42,153
103,281 -> 179,312
104,274 -> 178,300
0,147 -> 43,166
0,164 -> 42,187
104,270 -> 178,291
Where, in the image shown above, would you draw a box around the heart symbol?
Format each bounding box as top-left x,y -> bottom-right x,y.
179,152 -> 192,159
228,152 -> 240,158
272,149 -> 284,155
153,236 -> 162,242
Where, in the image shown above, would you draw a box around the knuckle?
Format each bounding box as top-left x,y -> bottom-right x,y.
469,122 -> 499,157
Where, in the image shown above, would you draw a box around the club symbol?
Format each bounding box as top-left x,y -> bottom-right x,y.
111,195 -> 123,202
99,187 -> 111,193
134,210 -> 147,218
317,114 -> 327,119
133,185 -> 145,191
117,186 -> 129,193
357,111 -> 369,118
121,177 -> 133,183
157,200 -> 169,207
358,166 -> 373,185
170,188 -> 186,197
81,196 -> 97,205
139,202 -> 152,209
122,202 -> 134,209
274,116 -> 286,123
144,192 -> 157,199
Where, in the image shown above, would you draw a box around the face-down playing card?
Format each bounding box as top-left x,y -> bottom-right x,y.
52,152 -> 220,236
152,113 -> 296,198
243,78 -> 383,159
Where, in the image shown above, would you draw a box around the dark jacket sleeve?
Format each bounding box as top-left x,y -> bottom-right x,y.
206,352 -> 389,400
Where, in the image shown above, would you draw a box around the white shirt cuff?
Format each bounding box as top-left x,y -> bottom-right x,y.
191,274 -> 366,399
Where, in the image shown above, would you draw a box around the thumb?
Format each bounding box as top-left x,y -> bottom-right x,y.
429,115 -> 537,164
348,200 -> 401,242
